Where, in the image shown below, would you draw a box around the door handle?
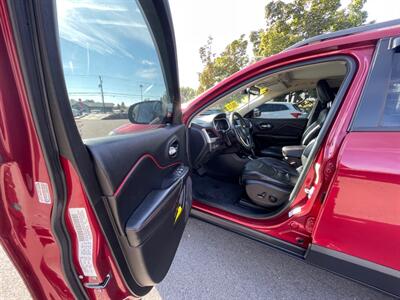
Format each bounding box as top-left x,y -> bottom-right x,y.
168,142 -> 179,157
84,273 -> 111,289
259,123 -> 272,129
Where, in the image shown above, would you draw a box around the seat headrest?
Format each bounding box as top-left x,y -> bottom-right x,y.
316,80 -> 335,104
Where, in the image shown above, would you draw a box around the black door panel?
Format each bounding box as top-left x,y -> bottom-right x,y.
85,126 -> 186,195
86,125 -> 191,286
249,118 -> 307,149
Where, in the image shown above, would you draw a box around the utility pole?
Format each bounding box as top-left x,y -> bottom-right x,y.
140,84 -> 143,102
98,75 -> 105,113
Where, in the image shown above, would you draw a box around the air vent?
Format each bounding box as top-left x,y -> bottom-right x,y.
205,129 -> 217,138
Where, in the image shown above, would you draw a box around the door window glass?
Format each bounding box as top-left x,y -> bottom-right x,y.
381,52 -> 400,127
56,0 -> 171,139
352,38 -> 400,131
256,89 -> 316,119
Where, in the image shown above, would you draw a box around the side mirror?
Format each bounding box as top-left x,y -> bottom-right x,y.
253,108 -> 261,118
128,101 -> 166,124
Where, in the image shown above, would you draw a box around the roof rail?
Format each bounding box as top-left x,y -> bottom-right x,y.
284,18 -> 400,51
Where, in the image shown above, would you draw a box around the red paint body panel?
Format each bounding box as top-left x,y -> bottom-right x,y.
313,132 -> 400,270
0,3 -> 74,299
61,158 -> 136,299
112,123 -> 162,135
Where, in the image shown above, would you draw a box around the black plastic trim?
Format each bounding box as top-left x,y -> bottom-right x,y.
284,19 -> 400,51
306,244 -> 400,298
191,209 -> 306,258
138,0 -> 181,124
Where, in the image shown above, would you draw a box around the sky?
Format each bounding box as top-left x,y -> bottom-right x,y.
57,0 -> 167,105
169,0 -> 400,88
56,0 -> 400,105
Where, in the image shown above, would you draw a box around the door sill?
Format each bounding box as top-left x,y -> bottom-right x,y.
191,208 -> 306,258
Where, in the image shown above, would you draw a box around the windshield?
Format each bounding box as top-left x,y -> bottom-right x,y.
198,88 -> 264,117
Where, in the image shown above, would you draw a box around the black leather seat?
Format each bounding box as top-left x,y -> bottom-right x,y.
243,139 -> 315,208
259,80 -> 334,158
259,146 -> 286,158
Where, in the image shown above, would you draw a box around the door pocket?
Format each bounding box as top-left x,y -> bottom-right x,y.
125,166 -> 191,286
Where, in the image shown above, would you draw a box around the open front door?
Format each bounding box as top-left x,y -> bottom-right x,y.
6,0 -> 190,298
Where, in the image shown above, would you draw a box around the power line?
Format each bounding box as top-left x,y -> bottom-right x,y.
64,73 -> 161,86
70,74 -> 163,105
98,75 -> 105,113
68,91 -> 160,98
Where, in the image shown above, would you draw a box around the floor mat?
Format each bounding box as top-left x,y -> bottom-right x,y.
192,174 -> 243,205
192,173 -> 277,217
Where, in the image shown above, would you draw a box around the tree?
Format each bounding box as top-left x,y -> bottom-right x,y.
251,0 -> 368,59
198,35 -> 249,93
180,87 -> 197,103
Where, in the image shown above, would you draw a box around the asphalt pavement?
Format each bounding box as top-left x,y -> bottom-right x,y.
1,218 -> 392,300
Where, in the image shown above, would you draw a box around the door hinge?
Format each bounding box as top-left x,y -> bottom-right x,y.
84,273 -> 111,289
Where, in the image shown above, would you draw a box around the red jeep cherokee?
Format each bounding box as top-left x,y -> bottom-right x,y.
0,0 -> 399,299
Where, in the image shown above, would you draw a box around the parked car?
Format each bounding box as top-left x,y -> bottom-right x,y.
71,108 -> 81,118
255,102 -> 308,119
0,1 -> 399,299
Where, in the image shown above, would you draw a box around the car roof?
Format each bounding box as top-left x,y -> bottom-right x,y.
284,18 -> 400,52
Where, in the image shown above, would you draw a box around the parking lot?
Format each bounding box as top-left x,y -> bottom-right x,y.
0,120 -> 393,300
1,218 -> 391,300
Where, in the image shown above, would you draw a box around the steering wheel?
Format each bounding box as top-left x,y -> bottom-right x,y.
229,112 -> 254,151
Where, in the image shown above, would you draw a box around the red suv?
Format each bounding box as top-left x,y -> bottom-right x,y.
0,0 -> 399,299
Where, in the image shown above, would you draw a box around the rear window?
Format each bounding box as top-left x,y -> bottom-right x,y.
260,103 -> 288,112
274,104 -> 289,111
259,104 -> 272,112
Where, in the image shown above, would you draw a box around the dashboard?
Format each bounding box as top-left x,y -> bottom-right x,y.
189,113 -> 230,168
213,115 -> 230,131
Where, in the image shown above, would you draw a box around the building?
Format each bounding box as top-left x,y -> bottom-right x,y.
70,99 -> 114,113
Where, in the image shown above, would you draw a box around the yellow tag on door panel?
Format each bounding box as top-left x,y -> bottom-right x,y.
174,206 -> 183,224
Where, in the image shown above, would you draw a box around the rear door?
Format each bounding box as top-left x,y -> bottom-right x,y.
7,0 -> 191,298
247,91 -> 316,149
308,38 -> 400,298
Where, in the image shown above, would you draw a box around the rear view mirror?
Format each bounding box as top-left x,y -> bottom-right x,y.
128,101 -> 166,124
246,86 -> 261,96
253,108 -> 261,118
